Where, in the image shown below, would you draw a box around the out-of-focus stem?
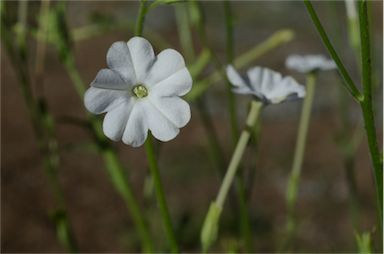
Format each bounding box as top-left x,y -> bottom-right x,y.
223,1 -> 252,251
2,2 -> 77,251
200,100 -> 263,252
144,136 -> 179,253
135,0 -> 148,36
223,0 -> 239,145
217,101 -> 263,209
282,73 -> 316,251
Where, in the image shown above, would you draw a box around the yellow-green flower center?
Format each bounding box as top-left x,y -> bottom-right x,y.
132,84 -> 148,98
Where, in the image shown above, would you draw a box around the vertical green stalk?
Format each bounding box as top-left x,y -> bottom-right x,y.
135,1 -> 178,252
223,0 -> 239,144
357,0 -> 382,224
223,2 -> 253,250
281,73 -> 316,251
201,100 -> 263,251
144,137 -> 178,253
135,0 -> 148,36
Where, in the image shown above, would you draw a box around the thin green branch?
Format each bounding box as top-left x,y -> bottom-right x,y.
304,0 -> 363,102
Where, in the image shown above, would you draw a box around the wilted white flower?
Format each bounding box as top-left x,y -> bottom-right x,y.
84,37 -> 192,147
285,54 -> 336,73
226,65 -> 305,104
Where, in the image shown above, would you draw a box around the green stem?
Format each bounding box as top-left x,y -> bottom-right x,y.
135,0 -> 148,36
216,101 -> 263,208
135,1 -> 177,252
304,0 -> 363,102
223,0 -> 239,144
144,136 -> 178,253
223,1 -> 251,251
358,0 -> 382,224
282,73 -> 316,251
200,100 -> 262,252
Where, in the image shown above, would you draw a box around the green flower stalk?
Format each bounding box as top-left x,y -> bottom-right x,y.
201,100 -> 263,252
282,72 -> 316,250
201,64 -> 306,251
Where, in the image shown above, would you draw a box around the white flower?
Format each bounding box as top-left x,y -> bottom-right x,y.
226,65 -> 305,104
285,54 -> 336,73
84,37 -> 192,147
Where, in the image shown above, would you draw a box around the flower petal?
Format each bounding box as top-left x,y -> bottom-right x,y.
143,100 -> 180,142
91,69 -> 128,90
149,96 -> 191,128
84,87 -> 128,114
122,102 -> 148,147
226,65 -> 248,89
150,68 -> 192,97
266,76 -> 305,104
107,41 -> 136,84
127,37 -> 155,82
145,49 -> 186,87
103,100 -> 134,141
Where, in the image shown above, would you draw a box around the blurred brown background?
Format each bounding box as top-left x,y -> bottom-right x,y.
1,1 -> 383,253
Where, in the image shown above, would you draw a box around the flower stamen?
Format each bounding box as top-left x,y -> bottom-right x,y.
132,84 -> 148,98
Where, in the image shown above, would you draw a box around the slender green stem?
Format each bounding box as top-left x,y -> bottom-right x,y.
135,2 -> 177,252
135,0 -> 148,36
282,73 -> 316,251
216,101 -> 263,208
200,100 -> 262,252
358,0 -> 382,224
223,0 -> 239,144
144,136 -> 178,253
304,0 -> 363,102
223,3 -> 252,250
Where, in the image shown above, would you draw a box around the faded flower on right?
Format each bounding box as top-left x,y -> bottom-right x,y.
226,65 -> 306,104
285,54 -> 336,73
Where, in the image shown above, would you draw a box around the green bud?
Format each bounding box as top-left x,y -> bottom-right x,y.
200,202 -> 222,252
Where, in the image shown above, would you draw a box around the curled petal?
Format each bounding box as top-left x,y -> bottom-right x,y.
127,37 -> 155,82
150,68 -> 192,97
122,102 -> 148,147
145,49 -> 186,87
226,65 -> 248,89
107,41 -> 136,85
84,87 -> 127,114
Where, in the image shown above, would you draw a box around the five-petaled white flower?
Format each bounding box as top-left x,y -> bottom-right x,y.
285,54 -> 336,73
226,65 -> 305,104
84,37 -> 192,147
